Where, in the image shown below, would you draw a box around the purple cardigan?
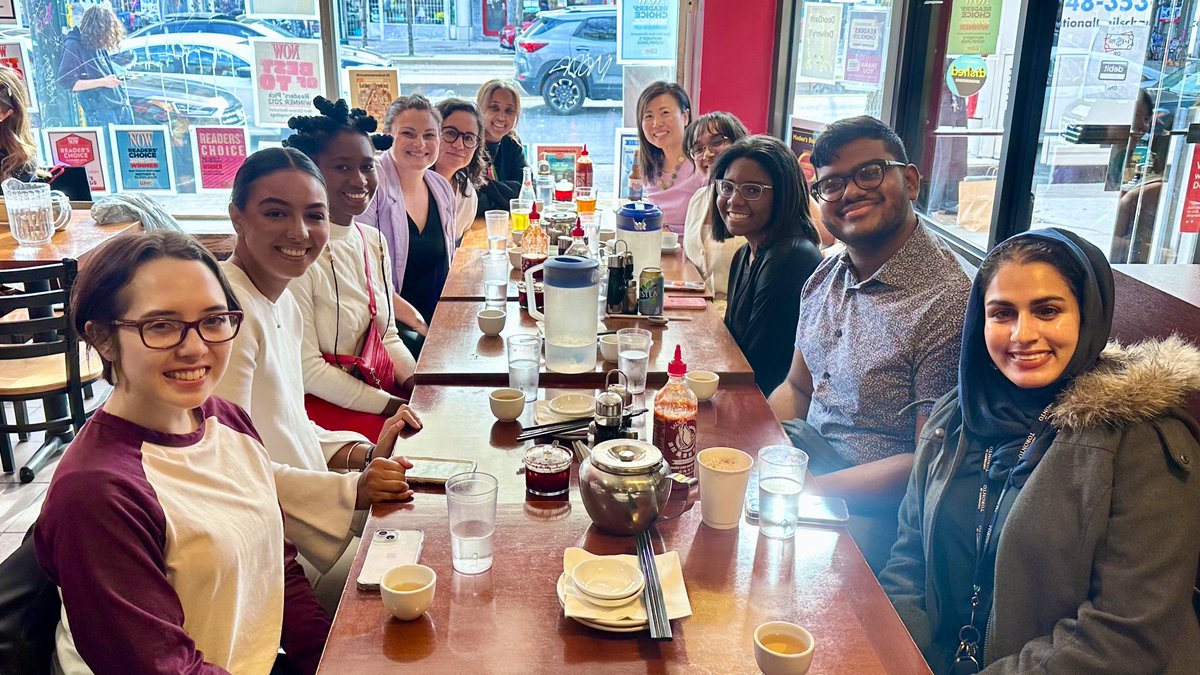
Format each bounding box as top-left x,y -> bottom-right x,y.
361,150 -> 459,293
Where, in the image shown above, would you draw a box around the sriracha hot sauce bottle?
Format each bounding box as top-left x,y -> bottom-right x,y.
575,144 -> 593,189
653,345 -> 698,478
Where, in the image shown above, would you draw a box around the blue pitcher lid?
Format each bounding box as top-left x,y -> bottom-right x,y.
543,255 -> 599,288
615,201 -> 663,232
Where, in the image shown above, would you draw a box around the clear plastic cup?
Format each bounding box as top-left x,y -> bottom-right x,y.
447,472 -> 499,574
757,446 -> 809,539
484,210 -> 509,256
616,327 -> 652,394
507,334 -> 541,401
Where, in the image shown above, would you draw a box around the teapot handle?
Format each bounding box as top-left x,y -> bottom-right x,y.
656,473 -> 699,522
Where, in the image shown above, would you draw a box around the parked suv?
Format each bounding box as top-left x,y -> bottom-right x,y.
513,6 -> 621,115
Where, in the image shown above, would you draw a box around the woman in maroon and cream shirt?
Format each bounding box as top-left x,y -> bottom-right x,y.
35,231 -> 329,674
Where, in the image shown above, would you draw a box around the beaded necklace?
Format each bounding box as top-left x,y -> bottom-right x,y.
656,154 -> 686,190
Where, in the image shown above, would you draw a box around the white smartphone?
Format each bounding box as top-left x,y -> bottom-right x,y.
745,469 -> 849,525
356,529 -> 425,591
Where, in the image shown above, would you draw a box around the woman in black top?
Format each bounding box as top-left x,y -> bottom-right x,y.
56,6 -> 133,126
712,136 -> 823,394
475,79 -> 527,213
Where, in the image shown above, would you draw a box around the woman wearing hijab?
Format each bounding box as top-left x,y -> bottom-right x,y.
879,228 -> 1200,674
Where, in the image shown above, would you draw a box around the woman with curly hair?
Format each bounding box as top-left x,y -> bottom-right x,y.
56,5 -> 133,125
433,98 -> 487,242
0,66 -> 37,181
284,97 -> 418,440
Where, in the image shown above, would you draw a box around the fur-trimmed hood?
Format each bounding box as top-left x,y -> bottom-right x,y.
1050,336 -> 1200,431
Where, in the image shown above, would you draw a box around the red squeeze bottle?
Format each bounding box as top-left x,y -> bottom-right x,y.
653,345 -> 699,478
575,144 -> 593,190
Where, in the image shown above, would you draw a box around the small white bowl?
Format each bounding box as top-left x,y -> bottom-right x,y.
476,308 -> 506,336
598,334 -> 619,362
686,370 -> 720,402
489,387 -> 526,422
381,564 -> 437,621
571,557 -> 644,601
753,621 -> 815,675
508,246 -> 524,269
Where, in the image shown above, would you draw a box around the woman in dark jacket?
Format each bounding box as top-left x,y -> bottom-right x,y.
879,228 -> 1200,674
475,79 -> 527,214
56,5 -> 133,125
712,135 -> 822,394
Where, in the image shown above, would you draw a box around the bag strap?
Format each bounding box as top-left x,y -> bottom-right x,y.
354,222 -> 378,319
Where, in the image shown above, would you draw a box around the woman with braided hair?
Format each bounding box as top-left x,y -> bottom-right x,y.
284,96 -> 418,440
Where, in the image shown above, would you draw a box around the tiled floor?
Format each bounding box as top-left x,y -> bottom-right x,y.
1,387 -> 108,561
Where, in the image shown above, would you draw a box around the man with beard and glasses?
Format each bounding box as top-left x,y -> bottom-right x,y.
768,116 -> 970,572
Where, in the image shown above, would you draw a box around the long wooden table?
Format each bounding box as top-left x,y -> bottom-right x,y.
0,209 -> 139,269
413,299 -> 754,388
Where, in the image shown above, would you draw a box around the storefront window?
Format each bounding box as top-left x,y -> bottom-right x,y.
1031,0 -> 1199,264
790,0 -> 895,125
906,0 -> 1022,251
18,0 -> 676,223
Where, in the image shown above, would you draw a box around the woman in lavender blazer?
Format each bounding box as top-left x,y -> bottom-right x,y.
361,94 -> 459,341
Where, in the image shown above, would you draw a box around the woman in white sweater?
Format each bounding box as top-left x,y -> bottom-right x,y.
216,144 -> 422,610
284,97 -> 418,440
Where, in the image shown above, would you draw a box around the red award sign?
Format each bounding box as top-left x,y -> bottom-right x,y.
55,134 -> 96,166
1181,145 -> 1200,234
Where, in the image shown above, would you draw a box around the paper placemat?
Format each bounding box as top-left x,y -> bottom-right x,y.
560,547 -> 691,623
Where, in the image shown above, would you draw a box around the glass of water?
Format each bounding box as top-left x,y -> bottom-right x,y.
484,210 -> 509,256
483,255 -> 508,308
447,472 -> 499,574
757,446 -> 809,539
506,334 -> 541,401
616,327 -> 652,394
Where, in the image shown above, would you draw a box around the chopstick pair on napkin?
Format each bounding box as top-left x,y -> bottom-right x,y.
560,547 -> 691,623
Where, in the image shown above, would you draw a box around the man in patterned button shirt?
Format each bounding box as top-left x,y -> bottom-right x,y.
769,116 -> 971,570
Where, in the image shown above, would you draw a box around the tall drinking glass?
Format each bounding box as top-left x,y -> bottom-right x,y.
483,254 -> 509,308
447,472 -> 499,574
510,199 -> 532,235
757,446 -> 809,539
484,210 -> 509,256
616,327 -> 652,394
507,334 -> 541,401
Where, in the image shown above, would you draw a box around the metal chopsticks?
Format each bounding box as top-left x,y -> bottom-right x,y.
635,528 -> 672,640
514,408 -> 646,442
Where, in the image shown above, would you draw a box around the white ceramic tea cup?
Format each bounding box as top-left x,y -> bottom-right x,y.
686,370 -> 720,401
489,387 -> 526,422
753,621 -> 815,675
477,308 -> 507,336
661,230 -> 679,249
598,334 -> 620,362
697,447 -> 753,529
381,564 -> 437,621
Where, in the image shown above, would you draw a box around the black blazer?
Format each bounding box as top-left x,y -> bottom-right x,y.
724,235 -> 823,394
476,135 -> 528,215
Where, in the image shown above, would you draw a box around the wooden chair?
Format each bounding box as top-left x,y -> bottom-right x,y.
0,260 -> 103,482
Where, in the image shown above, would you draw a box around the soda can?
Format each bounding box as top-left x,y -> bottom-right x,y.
638,267 -> 664,316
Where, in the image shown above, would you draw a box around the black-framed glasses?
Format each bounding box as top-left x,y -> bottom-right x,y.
810,159 -> 908,202
441,127 -> 480,148
109,311 -> 244,350
714,179 -> 773,201
689,136 -> 730,160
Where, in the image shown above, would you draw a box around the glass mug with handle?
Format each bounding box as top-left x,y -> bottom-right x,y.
2,179 -> 71,246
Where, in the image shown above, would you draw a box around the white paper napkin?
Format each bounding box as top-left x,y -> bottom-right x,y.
560,547 -> 692,622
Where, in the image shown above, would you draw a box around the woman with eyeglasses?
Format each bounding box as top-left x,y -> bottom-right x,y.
637,81 -> 707,234
712,135 -> 823,394
360,94 -> 458,351
35,231 -> 329,673
681,112 -> 749,299
433,98 -> 488,243
0,67 -> 36,182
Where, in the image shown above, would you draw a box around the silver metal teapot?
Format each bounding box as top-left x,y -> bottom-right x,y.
578,439 -> 698,535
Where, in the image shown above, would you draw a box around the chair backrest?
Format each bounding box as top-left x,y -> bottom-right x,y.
0,526 -> 58,675
0,260 -> 86,430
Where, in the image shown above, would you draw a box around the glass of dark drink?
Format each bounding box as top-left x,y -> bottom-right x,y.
523,445 -> 572,497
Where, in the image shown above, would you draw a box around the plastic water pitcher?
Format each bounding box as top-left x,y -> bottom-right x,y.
2,179 -> 70,246
525,255 -> 600,374
614,201 -> 662,280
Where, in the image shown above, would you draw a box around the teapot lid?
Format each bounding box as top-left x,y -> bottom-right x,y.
544,255 -> 599,288
590,439 -> 662,475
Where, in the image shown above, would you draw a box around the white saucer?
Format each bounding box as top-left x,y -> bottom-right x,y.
660,242 -> 680,252
556,573 -> 647,631
548,393 -> 595,417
